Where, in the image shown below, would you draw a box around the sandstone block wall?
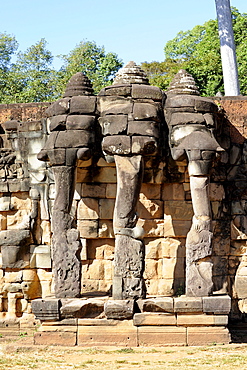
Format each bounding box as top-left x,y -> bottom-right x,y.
0,97 -> 246,320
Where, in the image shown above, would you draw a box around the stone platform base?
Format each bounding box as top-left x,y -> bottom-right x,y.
32,295 -> 232,346
34,316 -> 230,347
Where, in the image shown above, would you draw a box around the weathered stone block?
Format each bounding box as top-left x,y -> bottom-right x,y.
77,198 -> 99,220
160,257 -> 185,279
98,220 -> 114,238
0,229 -> 32,246
144,238 -> 163,259
76,154 -> 92,168
132,136 -> 158,155
169,112 -> 205,126
194,97 -> 218,112
78,325 -> 137,346
30,245 -> 51,269
77,220 -> 98,238
158,278 -> 175,296
100,84 -> 132,96
163,217 -> 191,237
76,168 -> 91,182
99,115 -> 128,135
4,271 -> 22,283
78,319 -> 131,327
144,259 -> 158,279
1,245 -> 29,268
60,298 -> 104,319
104,299 -> 134,319
138,326 -> 187,346
81,183 -> 106,198
113,234 -> 145,299
132,84 -> 164,100
19,119 -> 44,132
46,98 -> 70,116
138,297 -> 174,313
86,238 -> 114,260
203,113 -> 215,127
0,214 -> 7,230
2,119 -> 18,131
0,182 -> 9,192
140,183 -> 161,200
127,121 -> 160,138
97,157 -> 116,166
80,278 -> 99,293
102,135 -> 131,155
174,297 -> 203,313
70,96 -> 96,114
93,167 -> 117,183
162,183 -> 185,201
106,183 -> 117,198
134,313 -> 176,326
98,96 -> 133,116
137,218 -> 164,237
47,148 -> 66,165
31,298 -> 61,321
66,115 -> 95,130
137,198 -> 163,219
55,130 -> 94,148
187,327 -> 230,346
162,237 -> 184,258
165,95 -> 217,112
87,259 -> 105,280
202,296 -> 231,314
7,209 -> 30,230
177,314 -> 228,326
164,200 -> 193,220
48,115 -> 67,131
34,331 -> 76,346
37,269 -> 53,282
0,196 -> 11,211
230,241 -> 247,256
133,102 -> 162,121
99,198 -> 115,219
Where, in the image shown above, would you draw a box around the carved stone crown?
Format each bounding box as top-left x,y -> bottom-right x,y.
167,69 -> 200,96
63,72 -> 94,97
113,61 -> 149,85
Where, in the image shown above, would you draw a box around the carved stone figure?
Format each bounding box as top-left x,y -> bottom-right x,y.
165,70 -> 223,296
38,72 -> 96,298
98,62 -> 165,300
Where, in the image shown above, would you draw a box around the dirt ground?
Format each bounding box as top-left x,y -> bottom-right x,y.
1,335 -> 247,370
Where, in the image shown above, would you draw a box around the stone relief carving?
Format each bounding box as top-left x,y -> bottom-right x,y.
36,65 -> 224,302
0,149 -> 23,180
38,72 -> 96,298
98,62 -> 165,300
164,70 -> 223,296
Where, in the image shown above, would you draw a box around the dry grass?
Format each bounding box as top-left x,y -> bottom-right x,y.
1,336 -> 247,369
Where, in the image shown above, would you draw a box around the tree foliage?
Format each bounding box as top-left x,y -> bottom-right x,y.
56,41 -> 123,95
9,39 -> 58,103
0,38 -> 122,103
0,33 -> 19,103
142,7 -> 247,96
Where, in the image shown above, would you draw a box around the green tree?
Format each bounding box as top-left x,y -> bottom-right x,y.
142,7 -> 247,96
0,32 -> 18,71
141,59 -> 185,91
9,38 -> 58,103
0,32 -> 19,103
56,40 -> 123,94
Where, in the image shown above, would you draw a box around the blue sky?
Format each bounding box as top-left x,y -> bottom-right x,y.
1,0 -> 246,69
